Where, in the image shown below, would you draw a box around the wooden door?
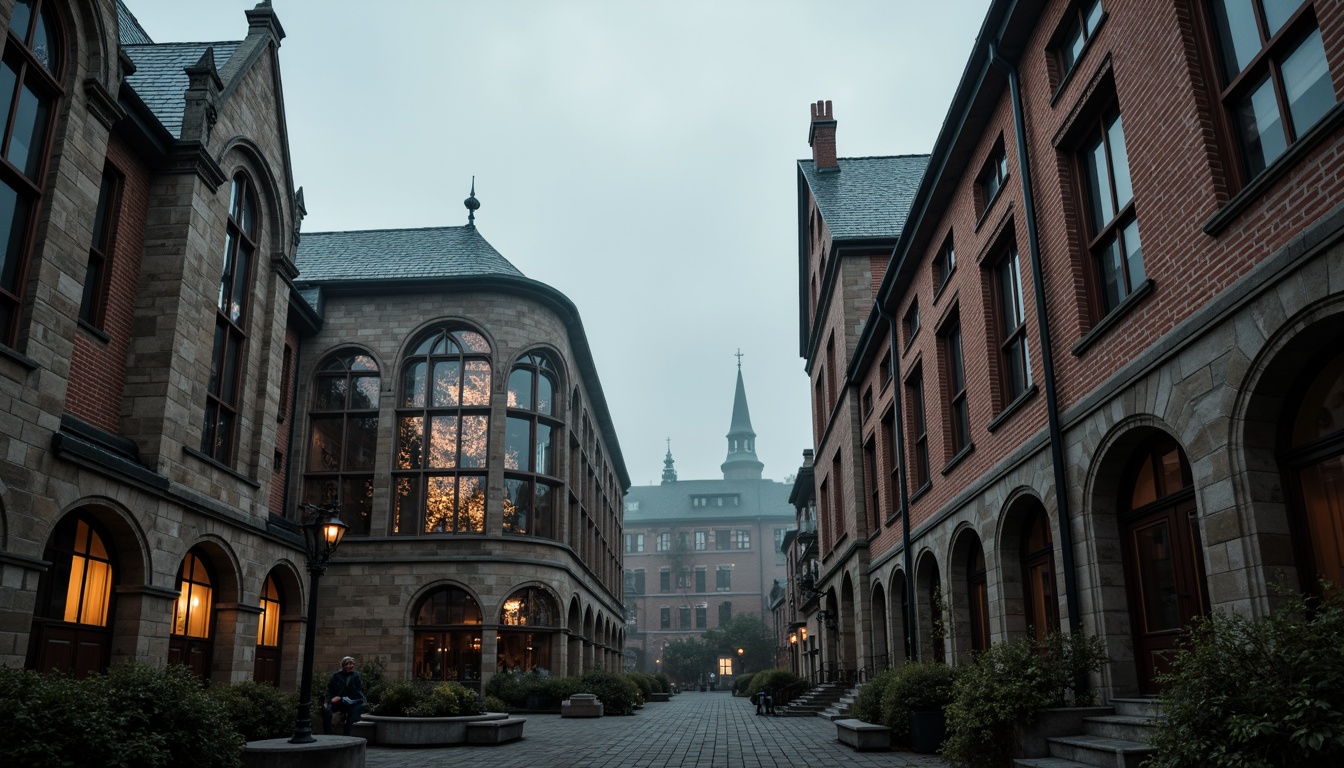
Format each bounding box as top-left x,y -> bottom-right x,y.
1122,497 -> 1205,693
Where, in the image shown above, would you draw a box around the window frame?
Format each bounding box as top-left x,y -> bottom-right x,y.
976,142 -> 1009,219
303,349 -> 380,535
1202,1 -> 1338,185
992,246 -> 1032,406
905,363 -> 931,492
79,164 -> 123,330
1050,0 -> 1105,85
939,312 -> 971,460
933,236 -> 957,300
503,351 -> 562,540
1074,103 -> 1144,318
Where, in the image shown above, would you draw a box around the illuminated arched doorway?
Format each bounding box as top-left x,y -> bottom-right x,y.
28,511 -> 116,677
496,586 -> 559,674
254,574 -> 283,684
412,585 -> 483,691
169,549 -> 217,678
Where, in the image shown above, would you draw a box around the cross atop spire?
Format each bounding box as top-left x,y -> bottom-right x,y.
735,348 -> 743,370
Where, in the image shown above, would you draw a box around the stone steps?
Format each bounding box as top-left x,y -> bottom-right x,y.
1013,697 -> 1159,768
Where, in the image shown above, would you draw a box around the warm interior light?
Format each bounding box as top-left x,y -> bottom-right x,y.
789,632 -> 797,644
800,627 -> 808,641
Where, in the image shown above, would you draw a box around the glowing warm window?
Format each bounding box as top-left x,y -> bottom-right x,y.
172,552 -> 214,639
718,657 -> 733,676
394,327 -> 491,534
257,575 -> 281,647
504,352 -> 561,538
60,519 -> 112,626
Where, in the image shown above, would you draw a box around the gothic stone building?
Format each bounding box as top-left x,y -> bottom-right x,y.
792,0 -> 1344,699
0,0 -> 627,693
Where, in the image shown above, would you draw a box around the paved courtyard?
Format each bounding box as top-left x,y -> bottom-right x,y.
363,691 -> 949,767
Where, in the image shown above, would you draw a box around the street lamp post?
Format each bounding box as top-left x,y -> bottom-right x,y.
290,502 -> 348,744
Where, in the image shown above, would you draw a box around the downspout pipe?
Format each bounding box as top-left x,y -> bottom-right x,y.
873,299 -> 918,661
988,41 -> 1082,636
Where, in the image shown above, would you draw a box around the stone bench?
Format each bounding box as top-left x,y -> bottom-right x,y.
647,692 -> 670,702
835,718 -> 892,751
561,693 -> 604,718
466,716 -> 527,744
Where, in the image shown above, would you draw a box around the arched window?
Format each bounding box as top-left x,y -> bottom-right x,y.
202,173 -> 258,464
28,512 -> 115,677
394,327 -> 491,534
169,550 -> 216,678
504,352 -> 561,538
497,586 -> 559,674
966,545 -> 989,652
1020,506 -> 1058,641
305,350 -> 379,534
412,586 -> 482,690
254,575 -> 282,684
1285,348 -> 1344,589
0,0 -> 63,344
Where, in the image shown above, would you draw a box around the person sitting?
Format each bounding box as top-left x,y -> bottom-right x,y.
322,656 -> 366,736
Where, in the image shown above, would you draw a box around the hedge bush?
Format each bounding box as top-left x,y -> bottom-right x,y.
940,631 -> 1107,767
574,669 -> 642,715
850,668 -> 898,724
878,661 -> 959,746
1,663 -> 244,768
208,680 -> 296,742
373,678 -> 482,717
1147,587 -> 1344,768
654,672 -> 672,694
745,668 -> 800,700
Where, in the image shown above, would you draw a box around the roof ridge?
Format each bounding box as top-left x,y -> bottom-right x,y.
124,40 -> 242,48
304,225 -> 478,236
798,153 -> 931,162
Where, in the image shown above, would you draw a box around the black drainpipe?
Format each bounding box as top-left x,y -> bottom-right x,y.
988,42 -> 1082,636
873,299 -> 918,661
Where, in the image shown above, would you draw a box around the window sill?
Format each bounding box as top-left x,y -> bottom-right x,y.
908,481 -> 932,505
884,507 -> 906,527
987,384 -> 1038,433
932,273 -> 954,307
77,319 -> 112,345
1071,279 -> 1155,356
183,446 -> 261,488
0,342 -> 38,371
940,442 -> 975,477
1203,102 -> 1344,237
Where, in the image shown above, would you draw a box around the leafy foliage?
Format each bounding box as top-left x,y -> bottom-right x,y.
574,669 -> 642,715
941,631 -> 1107,767
850,668 -> 899,724
745,668 -> 800,698
207,680 -> 296,742
876,661 -> 959,746
661,636 -> 716,683
703,613 -> 776,675
1147,587 -> 1344,768
1,663 -> 244,768
483,694 -> 508,712
373,678 -> 482,717
358,656 -> 389,707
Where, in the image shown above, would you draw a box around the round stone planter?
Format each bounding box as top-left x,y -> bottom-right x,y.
361,712 -> 508,747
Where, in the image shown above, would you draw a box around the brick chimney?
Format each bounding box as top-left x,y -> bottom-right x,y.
808,100 -> 838,172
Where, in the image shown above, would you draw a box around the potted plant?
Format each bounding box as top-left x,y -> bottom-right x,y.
878,661 -> 959,753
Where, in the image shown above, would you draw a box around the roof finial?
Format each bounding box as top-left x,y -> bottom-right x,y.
735,348 -> 743,370
464,176 -> 480,227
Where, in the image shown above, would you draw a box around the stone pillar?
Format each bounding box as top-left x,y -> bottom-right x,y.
0,553 -> 45,668
216,602 -> 264,683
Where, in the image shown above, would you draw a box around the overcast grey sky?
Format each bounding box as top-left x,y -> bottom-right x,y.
126,0 -> 991,487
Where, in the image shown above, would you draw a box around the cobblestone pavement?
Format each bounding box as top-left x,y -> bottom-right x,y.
363,691 -> 950,768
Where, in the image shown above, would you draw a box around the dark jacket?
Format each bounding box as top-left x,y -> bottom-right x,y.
326,670 -> 365,704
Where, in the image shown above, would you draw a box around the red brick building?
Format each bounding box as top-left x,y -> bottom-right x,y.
791,0 -> 1344,701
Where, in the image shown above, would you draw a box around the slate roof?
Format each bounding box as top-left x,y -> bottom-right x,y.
117,0 -> 153,45
798,155 -> 929,240
123,42 -> 240,139
624,478 -> 794,525
295,226 -> 525,283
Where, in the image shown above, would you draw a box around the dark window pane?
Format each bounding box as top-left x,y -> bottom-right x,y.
1212,0 -> 1264,80
0,62 -> 18,146
537,372 -> 555,415
8,82 -> 46,177
1084,133 -> 1114,232
1282,28 -> 1335,139
1235,74 -> 1286,175
432,361 -> 460,407
0,180 -> 29,293
34,2 -> 59,73
9,0 -> 32,40
314,376 -> 347,411
230,244 -> 250,323
219,333 -> 240,403
307,417 -> 342,471
1107,113 -> 1133,207
402,361 -> 427,407
505,416 -> 530,471
459,415 -> 489,468
508,368 -> 533,410
351,375 -> 380,410
1262,0 -> 1307,37
1123,218 -> 1145,287
397,416 -> 424,469
341,476 -> 373,535
504,477 -> 530,534
536,423 -> 553,475
344,417 -> 377,471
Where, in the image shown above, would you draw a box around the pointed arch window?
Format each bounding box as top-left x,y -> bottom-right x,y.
395,327 -> 491,534
504,351 -> 561,538
0,0 -> 64,345
202,173 -> 258,464
305,350 -> 379,534
1285,348 -> 1344,589
29,511 -> 115,678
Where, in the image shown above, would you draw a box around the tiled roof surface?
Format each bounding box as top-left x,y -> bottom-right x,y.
624,478 -> 794,524
117,0 -> 153,45
123,42 -> 240,139
799,155 -> 929,240
295,226 -> 525,283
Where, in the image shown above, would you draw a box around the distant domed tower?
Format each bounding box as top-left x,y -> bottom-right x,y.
721,361 -> 764,481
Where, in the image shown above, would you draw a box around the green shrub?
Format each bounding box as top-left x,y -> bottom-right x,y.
879,661 -> 959,746
624,671 -> 654,701
373,678 -> 481,717
575,670 -> 642,715
941,632 -> 1108,767
851,669 -> 898,724
1147,587 -> 1344,768
544,674 -> 583,702
733,673 -> 755,696
654,672 -> 672,694
359,656 -> 388,707
208,680 -> 296,742
483,694 -> 508,712
1,663 -> 245,768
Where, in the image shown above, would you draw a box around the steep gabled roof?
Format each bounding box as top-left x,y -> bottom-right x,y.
123,42 -> 240,139
798,155 -> 929,240
117,0 -> 153,45
294,226 -> 524,283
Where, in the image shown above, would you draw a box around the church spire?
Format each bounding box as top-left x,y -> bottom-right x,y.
721,354 -> 764,481
661,438 -> 678,484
